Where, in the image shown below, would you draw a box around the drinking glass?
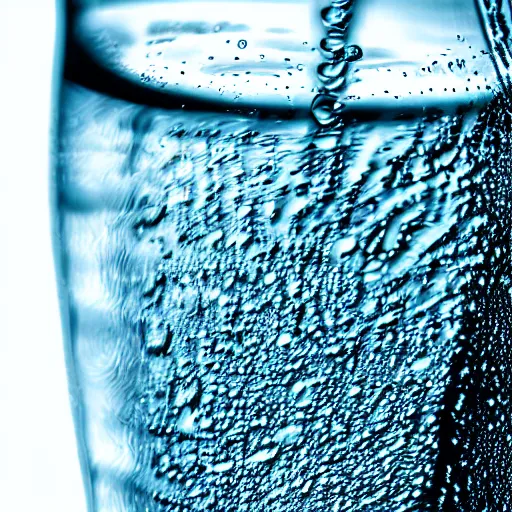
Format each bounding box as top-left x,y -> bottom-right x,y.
54,0 -> 512,510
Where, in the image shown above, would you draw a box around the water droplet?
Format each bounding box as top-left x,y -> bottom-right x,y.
348,386 -> 361,397
213,461 -> 234,473
332,236 -> 357,257
274,424 -> 303,444
302,480 -> 313,493
237,39 -> 247,49
411,357 -> 431,371
264,272 -> 276,285
247,447 -> 278,463
277,333 -> 292,347
177,407 -> 197,434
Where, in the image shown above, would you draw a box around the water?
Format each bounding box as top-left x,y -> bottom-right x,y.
55,0 -> 512,510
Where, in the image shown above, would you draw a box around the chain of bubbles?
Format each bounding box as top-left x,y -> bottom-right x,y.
312,0 -> 363,126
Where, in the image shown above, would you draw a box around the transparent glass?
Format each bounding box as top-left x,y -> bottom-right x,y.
54,0 -> 512,510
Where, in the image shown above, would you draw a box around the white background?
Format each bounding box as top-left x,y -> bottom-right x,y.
0,1 -> 86,510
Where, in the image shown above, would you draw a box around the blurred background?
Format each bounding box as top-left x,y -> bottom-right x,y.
0,1 -> 86,509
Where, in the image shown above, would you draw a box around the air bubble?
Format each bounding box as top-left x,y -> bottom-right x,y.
311,94 -> 343,126
320,34 -> 345,54
317,61 -> 348,81
343,45 -> 363,62
321,6 -> 351,28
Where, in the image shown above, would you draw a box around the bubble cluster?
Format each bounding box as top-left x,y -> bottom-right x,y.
312,0 -> 361,126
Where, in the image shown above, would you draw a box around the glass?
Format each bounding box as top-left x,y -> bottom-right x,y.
54,0 -> 512,510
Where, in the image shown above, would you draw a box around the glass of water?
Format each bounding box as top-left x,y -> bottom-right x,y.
55,0 -> 512,510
